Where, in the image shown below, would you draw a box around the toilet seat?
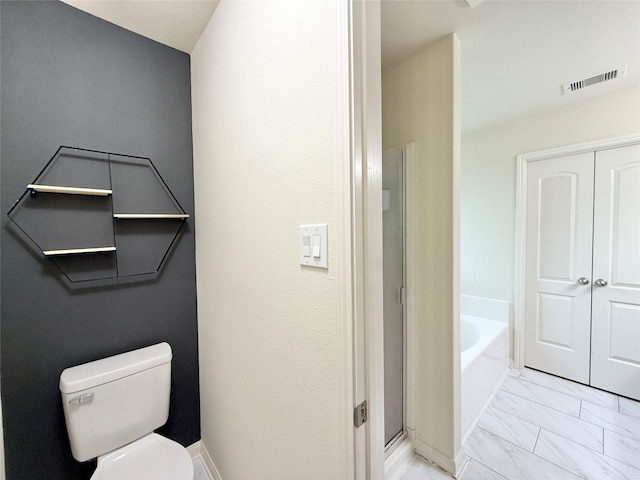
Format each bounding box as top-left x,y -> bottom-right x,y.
90,433 -> 193,480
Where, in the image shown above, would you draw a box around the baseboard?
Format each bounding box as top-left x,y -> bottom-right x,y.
187,440 -> 202,458
186,440 -> 223,480
199,441 -> 223,480
413,439 -> 455,476
384,431 -> 414,480
414,437 -> 468,478
454,449 -> 470,478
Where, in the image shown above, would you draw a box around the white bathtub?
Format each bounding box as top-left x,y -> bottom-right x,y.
460,315 -> 508,441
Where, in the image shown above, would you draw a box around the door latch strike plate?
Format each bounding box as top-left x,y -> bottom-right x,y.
354,400 -> 367,427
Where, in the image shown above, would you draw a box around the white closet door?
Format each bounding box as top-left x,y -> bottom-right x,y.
590,144 -> 640,400
525,152 -> 595,383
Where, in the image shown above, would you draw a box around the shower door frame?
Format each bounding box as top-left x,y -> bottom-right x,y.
383,143 -> 416,472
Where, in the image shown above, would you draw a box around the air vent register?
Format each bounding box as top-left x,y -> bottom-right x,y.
562,65 -> 627,94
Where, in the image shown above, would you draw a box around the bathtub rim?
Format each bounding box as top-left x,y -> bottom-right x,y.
460,314 -> 508,371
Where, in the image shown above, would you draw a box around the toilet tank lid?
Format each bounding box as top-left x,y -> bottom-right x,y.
59,342 -> 172,394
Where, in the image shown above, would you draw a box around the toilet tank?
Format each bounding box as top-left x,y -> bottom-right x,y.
59,342 -> 172,462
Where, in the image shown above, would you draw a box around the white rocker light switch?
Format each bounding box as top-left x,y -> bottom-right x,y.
299,224 -> 328,269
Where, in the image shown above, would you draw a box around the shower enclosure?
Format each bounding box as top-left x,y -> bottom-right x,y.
383,145 -> 405,447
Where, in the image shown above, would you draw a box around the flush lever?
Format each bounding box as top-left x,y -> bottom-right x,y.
69,393 -> 94,406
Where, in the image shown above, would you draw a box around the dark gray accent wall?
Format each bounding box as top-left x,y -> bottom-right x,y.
1,2 -> 200,478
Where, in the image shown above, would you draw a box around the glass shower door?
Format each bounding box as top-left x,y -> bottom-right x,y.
382,146 -> 404,446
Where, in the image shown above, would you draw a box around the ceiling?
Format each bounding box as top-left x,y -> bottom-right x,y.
62,0 -> 639,132
61,0 -> 219,53
382,0 -> 640,132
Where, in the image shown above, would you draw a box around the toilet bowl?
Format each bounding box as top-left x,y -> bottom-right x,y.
60,342 -> 192,480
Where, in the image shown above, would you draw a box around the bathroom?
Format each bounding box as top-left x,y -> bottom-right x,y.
1,1 -> 639,480
380,1 -> 639,478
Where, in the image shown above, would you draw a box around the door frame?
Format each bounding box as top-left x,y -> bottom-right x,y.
513,133 -> 640,370
349,1 -> 385,478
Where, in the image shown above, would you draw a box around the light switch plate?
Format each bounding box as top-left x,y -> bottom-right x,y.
299,224 -> 328,269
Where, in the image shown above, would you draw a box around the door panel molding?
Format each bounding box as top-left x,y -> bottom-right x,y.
537,172 -> 579,282
514,134 -> 640,371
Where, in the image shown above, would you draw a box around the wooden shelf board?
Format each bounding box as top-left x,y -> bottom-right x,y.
113,213 -> 189,219
27,184 -> 112,196
43,246 -> 116,256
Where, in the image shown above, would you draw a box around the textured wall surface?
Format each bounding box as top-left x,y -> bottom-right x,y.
191,1 -> 348,478
382,35 -> 462,470
0,2 -> 199,478
461,86 -> 640,304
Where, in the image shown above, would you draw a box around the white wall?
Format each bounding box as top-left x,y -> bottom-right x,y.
461,87 -> 640,304
191,2 -> 349,478
382,35 -> 462,473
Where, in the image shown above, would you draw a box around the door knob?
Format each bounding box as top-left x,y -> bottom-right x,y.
577,277 -> 590,285
595,279 -> 608,287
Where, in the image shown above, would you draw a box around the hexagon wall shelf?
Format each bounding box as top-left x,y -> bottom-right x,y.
7,146 -> 189,283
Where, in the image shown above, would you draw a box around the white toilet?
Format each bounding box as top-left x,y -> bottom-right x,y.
59,342 -> 194,480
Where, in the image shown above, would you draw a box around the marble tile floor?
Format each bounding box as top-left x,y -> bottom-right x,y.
401,368 -> 640,480
193,456 -> 213,480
